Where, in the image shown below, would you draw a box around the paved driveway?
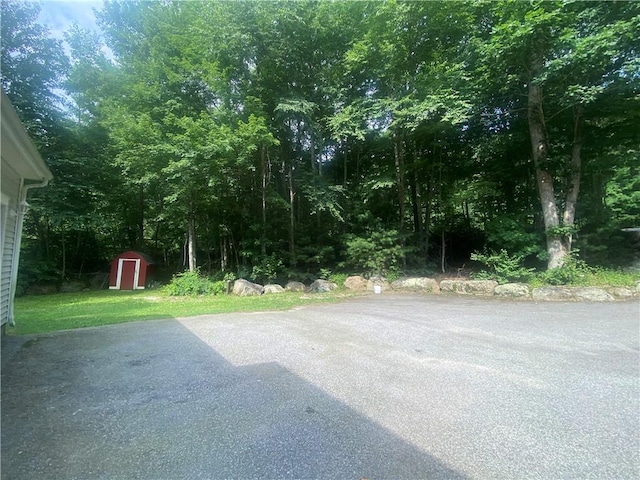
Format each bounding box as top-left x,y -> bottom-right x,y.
2,294 -> 639,479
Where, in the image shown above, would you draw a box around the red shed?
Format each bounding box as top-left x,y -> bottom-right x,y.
109,251 -> 153,290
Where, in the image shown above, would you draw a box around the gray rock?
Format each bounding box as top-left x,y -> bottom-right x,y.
494,283 -> 531,298
533,286 -> 616,302
59,281 -> 86,294
571,287 -> 614,302
391,277 -> 439,293
367,275 -> 390,292
309,279 -> 337,293
439,280 -> 498,295
232,278 -> 264,296
285,281 -> 307,292
263,284 -> 285,294
605,287 -> 636,300
344,275 -> 368,291
25,284 -> 58,295
90,273 -> 109,290
532,287 -> 574,301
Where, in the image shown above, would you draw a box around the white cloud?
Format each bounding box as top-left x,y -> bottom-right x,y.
38,0 -> 104,40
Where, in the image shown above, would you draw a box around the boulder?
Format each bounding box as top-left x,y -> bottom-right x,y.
285,281 -> 307,292
494,283 -> 531,298
391,277 -> 439,293
532,286 -> 574,301
605,287 -> 636,300
90,273 -> 109,290
344,275 -> 368,291
59,281 -> 86,294
25,284 -> 58,295
532,286 -> 618,302
439,280 -> 498,295
309,279 -> 338,293
232,278 -> 264,296
571,287 -> 614,302
263,284 -> 285,294
367,275 -> 390,292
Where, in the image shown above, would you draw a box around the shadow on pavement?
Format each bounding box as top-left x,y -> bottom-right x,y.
1,319 -> 466,479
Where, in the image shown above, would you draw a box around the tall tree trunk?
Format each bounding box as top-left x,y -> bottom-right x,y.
187,214 -> 196,272
424,177 -> 431,260
393,133 -> 406,232
393,132 -> 407,269
138,184 -> 144,249
261,144 -> 268,256
562,104 -> 584,253
220,233 -> 228,271
441,230 -> 446,273
288,163 -> 296,267
527,53 -> 566,270
343,138 -> 348,187
410,170 -> 424,252
61,226 -> 66,280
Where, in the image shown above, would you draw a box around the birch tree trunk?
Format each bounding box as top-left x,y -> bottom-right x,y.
187,215 -> 196,272
562,104 -> 584,252
288,163 -> 296,267
260,144 -> 268,257
527,53 -> 567,270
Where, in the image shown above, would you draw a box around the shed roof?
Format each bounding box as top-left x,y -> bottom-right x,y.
112,251 -> 155,265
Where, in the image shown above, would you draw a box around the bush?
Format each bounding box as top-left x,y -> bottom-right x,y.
164,270 -> 224,296
537,254 -> 594,286
328,272 -> 348,288
344,229 -> 404,276
471,250 -> 536,284
250,254 -> 284,284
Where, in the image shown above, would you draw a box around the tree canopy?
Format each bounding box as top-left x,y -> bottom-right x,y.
3,0 -> 639,287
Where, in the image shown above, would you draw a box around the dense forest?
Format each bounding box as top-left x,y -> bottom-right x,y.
2,0 -> 639,288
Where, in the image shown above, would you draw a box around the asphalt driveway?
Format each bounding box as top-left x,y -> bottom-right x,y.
2,294 -> 639,479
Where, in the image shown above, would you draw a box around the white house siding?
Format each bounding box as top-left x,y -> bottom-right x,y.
1,91 -> 52,330
1,158 -> 24,326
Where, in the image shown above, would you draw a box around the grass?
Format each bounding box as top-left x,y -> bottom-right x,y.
10,289 -> 359,336
528,267 -> 640,288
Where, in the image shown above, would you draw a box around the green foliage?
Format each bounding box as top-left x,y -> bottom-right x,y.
584,268 -> 640,288
164,270 -> 225,296
319,268 -> 332,280
537,253 -> 593,286
483,216 -> 544,259
328,273 -> 348,288
344,230 -> 404,276
223,272 -> 237,283
16,257 -> 60,297
546,224 -> 580,238
471,250 -> 536,284
7,0 -> 638,285
250,254 -> 284,284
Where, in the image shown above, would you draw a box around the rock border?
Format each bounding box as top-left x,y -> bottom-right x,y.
232,276 -> 639,302
353,276 -> 639,302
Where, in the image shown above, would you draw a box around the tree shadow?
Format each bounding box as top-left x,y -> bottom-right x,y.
1,319 -> 467,479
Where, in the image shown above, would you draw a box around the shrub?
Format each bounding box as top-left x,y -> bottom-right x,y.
251,254 -> 284,284
344,229 -> 404,276
471,250 -> 536,284
164,270 -> 220,296
328,272 -> 348,288
537,253 -> 593,286
320,268 -> 332,280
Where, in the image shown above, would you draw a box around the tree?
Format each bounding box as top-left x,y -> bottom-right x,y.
478,0 -> 640,269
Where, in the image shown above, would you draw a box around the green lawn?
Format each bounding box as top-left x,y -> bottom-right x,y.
10,289 -> 359,335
